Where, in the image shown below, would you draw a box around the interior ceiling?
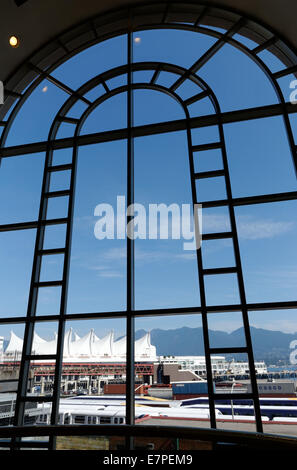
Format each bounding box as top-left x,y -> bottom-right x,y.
1,0 -> 297,83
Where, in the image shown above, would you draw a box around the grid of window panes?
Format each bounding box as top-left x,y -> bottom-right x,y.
0,3 -> 297,450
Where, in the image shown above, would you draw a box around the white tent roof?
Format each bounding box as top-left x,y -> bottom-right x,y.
32,335 -> 57,355
112,336 -> 126,356
69,330 -> 93,357
5,331 -> 23,355
135,332 -> 156,358
92,331 -> 114,357
3,329 -> 157,362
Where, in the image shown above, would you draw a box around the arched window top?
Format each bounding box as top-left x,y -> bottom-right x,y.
1,2 -> 297,140
1,3 -> 297,442
1,2 -> 297,148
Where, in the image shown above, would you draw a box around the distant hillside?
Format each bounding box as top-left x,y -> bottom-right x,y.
2,328 -> 294,366
136,326 -> 296,365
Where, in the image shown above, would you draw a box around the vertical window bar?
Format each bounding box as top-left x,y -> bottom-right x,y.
48,140 -> 79,449
217,115 -> 263,433
126,28 -> 135,450
12,144 -> 54,447
185,119 -> 217,429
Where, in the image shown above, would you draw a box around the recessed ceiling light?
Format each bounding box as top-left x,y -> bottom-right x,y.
42,86 -> 48,93
134,37 -> 141,44
9,36 -> 20,48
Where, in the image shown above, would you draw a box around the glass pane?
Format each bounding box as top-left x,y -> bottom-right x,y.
208,312 -> 246,348
0,230 -> 35,317
49,170 -> 71,192
194,148 -> 223,173
80,92 -> 127,134
133,29 -> 216,70
67,140 -> 127,313
202,238 -> 235,270
249,309 -> 297,367
133,89 -> 184,127
191,126 -> 220,146
0,154 -> 44,225
257,49 -> 285,73
36,286 -> 62,316
43,223 -> 67,251
196,176 -> 227,202
134,131 -> 200,310
204,273 -> 240,306
5,82 -> 69,146
224,116 -> 297,197
136,314 -> 203,359
52,148 -> 73,166
188,96 -> 215,118
40,254 -> 64,283
198,43 -> 278,111
51,35 -> 127,89
46,196 -> 69,220
0,324 -> 25,426
202,206 -> 231,234
235,200 -> 297,303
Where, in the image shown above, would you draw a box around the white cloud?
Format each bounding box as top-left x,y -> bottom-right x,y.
98,271 -> 123,278
202,212 -> 295,240
237,217 -> 295,240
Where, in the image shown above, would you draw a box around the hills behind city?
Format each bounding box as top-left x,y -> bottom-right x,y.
136,326 -> 295,365
2,326 -> 295,366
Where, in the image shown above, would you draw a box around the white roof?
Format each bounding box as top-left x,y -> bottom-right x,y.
3,329 -> 157,362
92,331 -> 114,357
5,331 -> 23,354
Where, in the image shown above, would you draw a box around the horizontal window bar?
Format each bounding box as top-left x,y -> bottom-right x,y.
47,164 -> 72,172
1,103 -> 296,158
20,396 -> 53,403
184,90 -> 210,106
57,116 -> 79,125
200,191 -> 297,208
25,354 -> 57,361
192,142 -> 221,152
202,232 -> 233,240
38,248 -> 66,256
41,218 -> 69,226
11,441 -> 50,449
44,190 -> 70,198
195,169 -> 225,179
34,280 -> 63,288
1,424 -> 296,450
203,267 -> 237,275
4,89 -> 22,99
273,64 -> 297,79
212,393 -> 255,400
0,221 -> 38,232
252,36 -> 277,55
0,301 -> 297,325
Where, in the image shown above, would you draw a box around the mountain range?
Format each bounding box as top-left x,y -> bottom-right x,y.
3,326 -> 295,365
136,326 -> 297,365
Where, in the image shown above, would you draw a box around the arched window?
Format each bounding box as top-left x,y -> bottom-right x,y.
0,3 -> 297,448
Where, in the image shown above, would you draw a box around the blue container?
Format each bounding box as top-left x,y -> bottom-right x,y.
172,381 -> 212,396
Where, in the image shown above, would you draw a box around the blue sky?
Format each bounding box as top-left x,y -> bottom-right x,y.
0,27 -> 297,342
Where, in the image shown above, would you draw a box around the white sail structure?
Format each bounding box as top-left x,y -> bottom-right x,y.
92,331 -> 114,357
2,329 -> 157,362
112,336 -> 126,358
69,331 -> 94,358
32,333 -> 57,355
135,332 -> 156,359
34,332 -> 47,344
73,332 -> 81,341
5,331 -> 23,356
